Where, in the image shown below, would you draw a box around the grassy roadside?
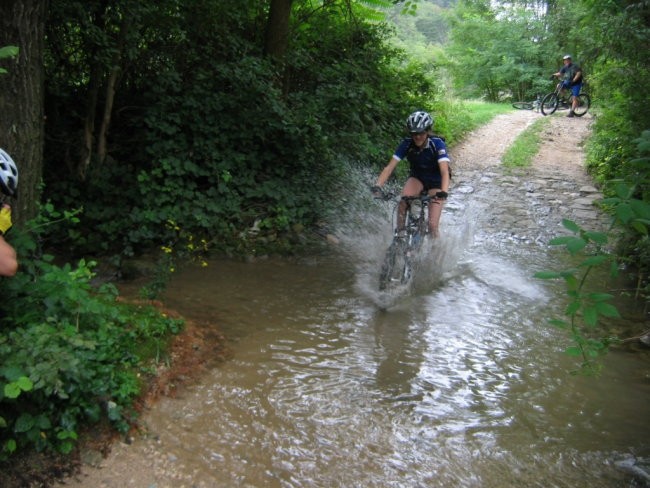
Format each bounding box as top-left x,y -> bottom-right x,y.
463,100 -> 514,128
501,115 -> 550,168
436,100 -> 513,146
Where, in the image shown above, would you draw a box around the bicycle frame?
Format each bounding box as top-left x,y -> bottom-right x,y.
401,194 -> 430,248
541,81 -> 590,117
378,194 -> 431,290
512,94 -> 542,112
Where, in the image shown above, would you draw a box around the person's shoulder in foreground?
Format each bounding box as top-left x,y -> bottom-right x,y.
0,148 -> 19,277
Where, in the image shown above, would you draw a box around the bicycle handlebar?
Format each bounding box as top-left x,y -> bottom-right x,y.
372,189 -> 394,201
402,195 -> 432,204
372,190 -> 446,203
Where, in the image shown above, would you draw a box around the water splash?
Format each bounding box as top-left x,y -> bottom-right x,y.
326,164 -> 478,308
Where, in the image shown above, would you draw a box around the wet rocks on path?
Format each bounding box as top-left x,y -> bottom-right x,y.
448,110 -> 606,245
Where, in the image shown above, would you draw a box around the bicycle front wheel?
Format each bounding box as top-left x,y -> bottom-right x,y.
573,93 -> 591,117
379,240 -> 411,291
512,101 -> 533,110
541,92 -> 559,116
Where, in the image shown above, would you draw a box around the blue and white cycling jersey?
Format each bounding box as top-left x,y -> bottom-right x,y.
393,136 -> 451,189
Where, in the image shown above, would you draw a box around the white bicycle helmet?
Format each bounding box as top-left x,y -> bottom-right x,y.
0,148 -> 19,197
406,111 -> 433,133
563,54 -> 572,60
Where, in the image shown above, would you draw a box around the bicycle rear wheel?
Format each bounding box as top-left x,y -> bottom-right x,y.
573,93 -> 591,117
379,240 -> 411,291
541,92 -> 559,116
512,101 -> 533,110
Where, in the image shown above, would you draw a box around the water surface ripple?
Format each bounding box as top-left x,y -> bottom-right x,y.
151,245 -> 649,487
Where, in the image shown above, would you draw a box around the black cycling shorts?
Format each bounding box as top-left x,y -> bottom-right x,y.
411,174 -> 441,191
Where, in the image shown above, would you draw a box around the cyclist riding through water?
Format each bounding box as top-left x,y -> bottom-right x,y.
552,54 -> 583,118
372,111 -> 451,238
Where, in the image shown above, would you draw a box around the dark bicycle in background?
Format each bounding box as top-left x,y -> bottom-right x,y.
376,192 -> 433,291
540,80 -> 591,116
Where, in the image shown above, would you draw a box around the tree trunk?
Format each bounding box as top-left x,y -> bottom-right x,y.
264,0 -> 294,59
0,0 -> 47,225
81,65 -> 100,179
97,12 -> 130,166
79,0 -> 109,179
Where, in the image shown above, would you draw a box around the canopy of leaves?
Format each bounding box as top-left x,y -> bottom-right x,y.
41,0 -> 434,257
446,0 -> 557,101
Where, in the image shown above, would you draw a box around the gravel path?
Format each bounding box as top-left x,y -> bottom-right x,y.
449,109 -> 604,245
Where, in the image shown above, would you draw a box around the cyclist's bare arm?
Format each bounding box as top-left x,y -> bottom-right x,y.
375,156 -> 400,188
439,161 -> 450,194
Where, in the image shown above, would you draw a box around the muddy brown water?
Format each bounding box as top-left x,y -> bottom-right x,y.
66,113 -> 650,487
145,176 -> 647,487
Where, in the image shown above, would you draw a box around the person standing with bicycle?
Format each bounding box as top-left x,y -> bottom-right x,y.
552,54 -> 583,118
372,111 -> 451,238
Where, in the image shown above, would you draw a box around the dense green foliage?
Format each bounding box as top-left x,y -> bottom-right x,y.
446,1 -> 555,101
599,132 -> 650,300
0,208 -> 182,459
42,0 -> 437,259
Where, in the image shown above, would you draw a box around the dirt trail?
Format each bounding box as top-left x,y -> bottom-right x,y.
454,108 -> 592,181
57,109 -> 602,488
449,109 -> 604,244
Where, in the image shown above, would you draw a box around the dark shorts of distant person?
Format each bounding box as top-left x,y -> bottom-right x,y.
561,80 -> 582,97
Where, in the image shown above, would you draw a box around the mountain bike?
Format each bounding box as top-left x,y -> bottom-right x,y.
540,81 -> 590,116
377,192 -> 432,291
512,94 -> 542,112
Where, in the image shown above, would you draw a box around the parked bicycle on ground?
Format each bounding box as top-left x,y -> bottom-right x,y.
541,80 -> 590,117
512,94 -> 542,112
377,191 -> 434,291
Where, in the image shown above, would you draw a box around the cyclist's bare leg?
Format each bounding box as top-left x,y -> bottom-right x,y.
397,177 -> 424,231
427,188 -> 444,237
571,87 -> 580,111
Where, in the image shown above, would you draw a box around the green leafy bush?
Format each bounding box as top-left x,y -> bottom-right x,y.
535,219 -> 620,375
41,1 -> 434,260
598,133 -> 650,305
0,208 -> 183,459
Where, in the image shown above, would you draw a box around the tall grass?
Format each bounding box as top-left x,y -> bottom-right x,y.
464,100 -> 514,127
501,116 -> 549,168
438,100 -> 514,145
